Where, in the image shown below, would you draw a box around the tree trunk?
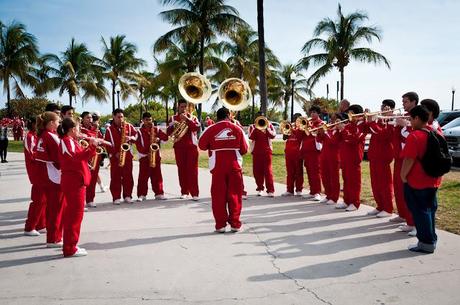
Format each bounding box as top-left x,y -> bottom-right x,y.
196,34 -> 205,128
283,94 -> 289,120
139,89 -> 144,124
69,92 -> 73,107
165,99 -> 169,124
340,68 -> 344,100
6,80 -> 11,118
252,94 -> 255,122
257,0 -> 268,115
111,80 -> 116,112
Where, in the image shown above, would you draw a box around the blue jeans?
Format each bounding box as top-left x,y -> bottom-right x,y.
403,183 -> 438,246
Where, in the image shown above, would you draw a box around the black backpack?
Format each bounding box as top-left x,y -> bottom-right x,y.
420,129 -> 452,177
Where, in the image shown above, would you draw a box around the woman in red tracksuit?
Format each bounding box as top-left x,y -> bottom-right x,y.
58,117 -> 96,257
34,111 -> 65,247
282,113 -> 304,196
24,117 -> 47,236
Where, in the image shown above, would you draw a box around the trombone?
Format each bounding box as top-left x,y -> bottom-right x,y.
280,121 -> 292,136
296,116 -> 312,131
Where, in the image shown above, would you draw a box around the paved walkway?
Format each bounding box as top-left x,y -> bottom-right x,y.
1,152 -> 460,305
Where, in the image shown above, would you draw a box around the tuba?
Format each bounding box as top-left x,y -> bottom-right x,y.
218,78 -> 251,111
118,122 -> 130,167
178,72 -> 212,104
280,120 -> 292,136
149,125 -> 159,167
254,116 -> 269,131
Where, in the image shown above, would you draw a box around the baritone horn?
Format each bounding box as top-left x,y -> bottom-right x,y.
178,72 -> 212,104
218,78 -> 251,111
280,121 -> 292,136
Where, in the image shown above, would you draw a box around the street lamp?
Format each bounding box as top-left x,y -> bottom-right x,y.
452,87 -> 456,111
290,71 -> 296,121
116,84 -> 121,109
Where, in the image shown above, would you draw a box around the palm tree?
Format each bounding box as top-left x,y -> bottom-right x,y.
99,35 -> 146,112
43,38 -> 107,106
0,21 -> 39,116
257,0 -> 268,114
158,0 -> 247,122
130,70 -> 155,121
298,4 -> 390,100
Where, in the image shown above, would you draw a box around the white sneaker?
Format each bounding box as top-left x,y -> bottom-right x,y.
311,194 -> 322,201
137,196 -> 146,202
24,230 -> 40,236
319,197 -> 329,204
214,227 -> 226,233
180,194 -> 188,199
303,193 -> 314,199
155,194 -> 166,200
345,204 -> 358,211
389,216 -> 405,223
47,242 -> 63,248
376,211 -> 392,218
84,207 -> 88,212
192,196 -> 200,201
242,194 -> 248,200
295,191 -> 303,196
231,226 -> 242,233
99,184 -> 107,193
281,192 -> 294,197
38,228 -> 47,233
113,199 -> 121,205
367,208 -> 380,216
124,197 -> 133,203
267,192 -> 275,198
70,247 -> 88,257
408,229 -> 417,237
398,225 -> 415,232
256,191 -> 262,196
326,199 -> 336,205
86,202 -> 96,208
335,202 -> 348,209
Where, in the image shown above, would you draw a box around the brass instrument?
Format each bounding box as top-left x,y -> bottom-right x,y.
89,146 -> 105,170
171,111 -> 193,143
296,116 -> 312,131
118,122 -> 130,167
149,125 -> 159,168
280,120 -> 292,136
254,116 -> 269,131
325,119 -> 349,129
348,107 -> 404,121
218,78 -> 251,111
178,72 -> 212,104
79,139 -> 89,148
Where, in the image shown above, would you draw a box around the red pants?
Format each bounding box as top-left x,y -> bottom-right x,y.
370,160 -> 394,213
174,147 -> 199,196
61,175 -> 85,257
109,156 -> 134,200
393,159 -> 414,225
45,183 -> 65,243
211,169 -> 243,229
303,151 -> 321,195
252,153 -> 274,193
285,153 -> 303,193
86,158 -> 100,203
320,154 -> 340,202
341,160 -> 361,208
137,157 -> 164,197
24,184 -> 47,232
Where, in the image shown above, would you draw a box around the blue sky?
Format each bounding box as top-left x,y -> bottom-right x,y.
1,0 -> 459,115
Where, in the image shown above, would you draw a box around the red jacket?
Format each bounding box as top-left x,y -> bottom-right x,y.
167,114 -> 200,149
321,129 -> 340,160
135,125 -> 168,160
34,130 -> 62,185
285,129 -> 303,157
248,122 -> 276,154
24,130 -> 38,184
104,122 -> 137,158
367,121 -> 394,163
59,135 -> 96,186
392,113 -> 412,159
198,120 -> 248,174
300,118 -> 324,153
338,121 -> 367,164
80,125 -> 102,139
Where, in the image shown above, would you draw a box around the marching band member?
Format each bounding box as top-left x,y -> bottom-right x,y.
282,113 -> 304,196
366,100 -> 396,218
104,108 -> 137,204
24,117 -> 47,236
91,112 -> 108,193
58,117 -> 96,257
335,104 -> 367,211
248,112 -> 276,197
198,107 -> 248,232
135,112 -> 169,201
34,111 -> 65,247
167,99 -> 201,200
300,105 -> 324,201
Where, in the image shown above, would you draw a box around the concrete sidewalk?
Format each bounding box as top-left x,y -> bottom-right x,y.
1,152 -> 459,305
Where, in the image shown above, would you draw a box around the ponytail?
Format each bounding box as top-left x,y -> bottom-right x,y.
59,117 -> 77,137
36,111 -> 59,136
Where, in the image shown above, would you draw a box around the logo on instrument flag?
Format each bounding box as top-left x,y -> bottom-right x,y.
215,128 -> 236,141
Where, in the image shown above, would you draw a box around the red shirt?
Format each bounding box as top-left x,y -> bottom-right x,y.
80,125 -> 102,139
135,125 -> 168,159
59,135 -> 96,186
400,129 -> 442,189
167,114 -> 200,149
198,120 -> 248,174
24,130 -> 38,184
248,122 -> 276,154
367,121 -> 394,163
104,122 -> 137,158
300,118 -> 324,153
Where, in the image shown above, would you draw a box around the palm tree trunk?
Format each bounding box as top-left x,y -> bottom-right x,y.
283,94 -> 290,120
252,94 -> 255,122
69,92 -> 73,107
340,68 -> 344,100
257,0 -> 268,114
111,80 -> 116,112
196,34 -> 205,128
6,80 -> 11,117
165,99 -> 169,124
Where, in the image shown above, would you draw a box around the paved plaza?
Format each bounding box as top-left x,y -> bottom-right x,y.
1,152 -> 460,305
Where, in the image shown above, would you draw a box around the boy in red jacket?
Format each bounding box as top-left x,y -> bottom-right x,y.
282,113 -> 304,196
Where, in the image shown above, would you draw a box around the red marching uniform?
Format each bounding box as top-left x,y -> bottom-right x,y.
167,114 -> 200,197
59,135 -> 95,256
338,121 -> 366,208
320,129 -> 341,202
300,118 -> 324,196
104,122 -> 137,201
135,125 -> 169,198
80,126 -> 103,204
248,123 -> 276,194
34,130 -> 65,244
24,130 -> 46,232
284,129 -> 304,194
367,120 -> 394,213
198,120 -> 249,230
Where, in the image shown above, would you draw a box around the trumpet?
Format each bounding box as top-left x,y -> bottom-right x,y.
79,136 -> 112,146
254,116 -> 269,131
296,116 -> 312,131
218,78 -> 251,111
280,120 -> 292,136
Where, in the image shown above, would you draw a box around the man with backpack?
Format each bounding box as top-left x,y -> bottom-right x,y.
400,104 -> 451,254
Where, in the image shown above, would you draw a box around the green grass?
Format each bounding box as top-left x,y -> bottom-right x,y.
8,140 -> 460,234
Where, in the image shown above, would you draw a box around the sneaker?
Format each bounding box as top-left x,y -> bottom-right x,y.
408,244 -> 434,254
70,247 -> 88,257
24,230 -> 40,236
303,193 -> 314,199
408,229 -> 417,237
319,197 -> 329,204
295,191 -> 303,196
47,242 -> 63,248
192,196 -> 200,201
281,192 -> 294,197
180,194 -> 188,199
326,199 -> 336,205
311,194 -> 322,201
367,208 -> 380,216
99,184 -> 107,193
242,194 -> 248,200
38,228 -> 47,234
84,207 -> 88,212
137,196 -> 146,202
256,191 -> 262,196
124,197 -> 133,203
113,199 -> 121,205
267,193 -> 275,198
86,202 -> 96,208
214,227 -> 226,233
231,227 -> 242,233
335,202 -> 348,209
389,216 -> 406,223
345,204 -> 357,211
398,225 -> 415,232
376,211 -> 392,218
155,194 -> 166,200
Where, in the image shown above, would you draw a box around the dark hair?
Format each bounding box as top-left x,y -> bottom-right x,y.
256,111 -> 265,117
45,103 -> 60,112
92,113 -> 100,122
80,111 -> 91,119
36,111 -> 60,136
216,107 -> 230,120
335,112 -> 346,121
420,99 -> 440,119
61,105 -> 74,114
26,117 -> 36,130
142,112 -> 152,119
292,112 -> 302,122
347,104 -> 364,114
113,108 -> 124,115
402,92 -> 419,104
382,99 -> 396,109
58,117 -> 77,137
309,105 -> 321,114
178,99 -> 187,106
409,105 -> 429,123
